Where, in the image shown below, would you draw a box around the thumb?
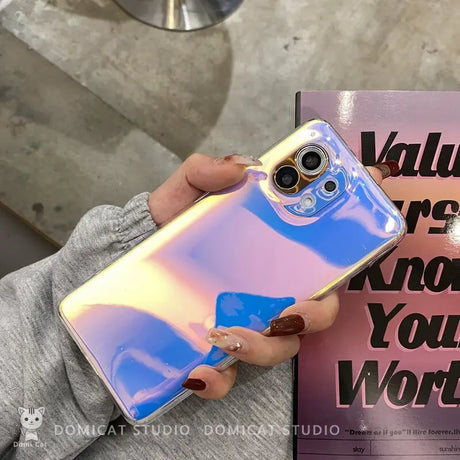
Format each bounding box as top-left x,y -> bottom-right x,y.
148,153 -> 261,226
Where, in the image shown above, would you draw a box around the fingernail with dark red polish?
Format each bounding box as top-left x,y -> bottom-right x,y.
269,314 -> 306,337
375,160 -> 400,179
182,378 -> 206,391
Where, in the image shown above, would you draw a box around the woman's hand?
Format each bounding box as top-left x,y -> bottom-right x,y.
148,153 -> 397,398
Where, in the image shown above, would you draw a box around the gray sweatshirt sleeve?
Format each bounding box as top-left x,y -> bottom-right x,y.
0,192 -> 156,459
0,192 -> 293,460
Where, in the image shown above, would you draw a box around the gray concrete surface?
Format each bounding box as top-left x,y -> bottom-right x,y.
0,28 -> 180,243
0,0 -> 459,242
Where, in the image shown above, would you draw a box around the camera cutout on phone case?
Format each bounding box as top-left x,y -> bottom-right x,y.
272,144 -> 346,217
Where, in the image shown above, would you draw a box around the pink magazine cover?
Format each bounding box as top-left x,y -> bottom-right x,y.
294,91 -> 460,460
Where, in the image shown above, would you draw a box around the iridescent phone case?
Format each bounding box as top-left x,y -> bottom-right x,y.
59,119 -> 406,424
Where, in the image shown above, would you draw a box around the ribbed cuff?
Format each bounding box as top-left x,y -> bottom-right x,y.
118,192 -> 157,251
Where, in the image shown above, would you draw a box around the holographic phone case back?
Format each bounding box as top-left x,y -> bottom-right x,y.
59,120 -> 406,424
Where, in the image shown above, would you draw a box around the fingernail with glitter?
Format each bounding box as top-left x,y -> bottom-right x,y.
206,328 -> 249,353
374,160 -> 400,179
268,314 -> 308,337
218,154 -> 262,167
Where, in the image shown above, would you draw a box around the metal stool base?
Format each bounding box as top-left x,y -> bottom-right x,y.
114,0 -> 244,31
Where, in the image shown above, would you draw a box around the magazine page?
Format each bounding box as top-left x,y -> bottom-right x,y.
295,91 -> 459,459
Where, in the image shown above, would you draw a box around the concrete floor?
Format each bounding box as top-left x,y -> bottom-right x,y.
0,0 -> 459,243
0,27 -> 180,243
